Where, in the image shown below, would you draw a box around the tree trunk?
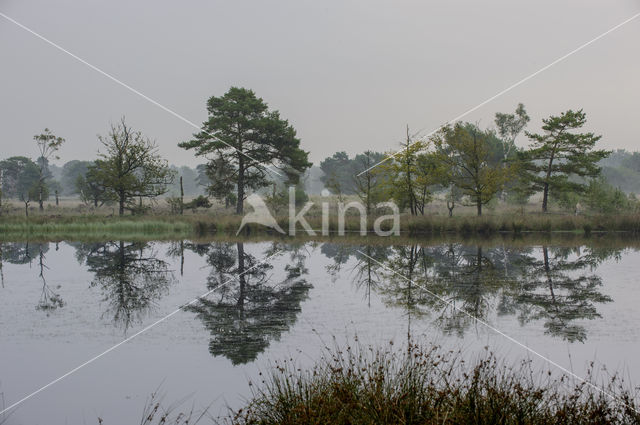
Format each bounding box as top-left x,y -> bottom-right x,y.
542,183 -> 549,213
39,183 -> 44,211
55,190 -> 59,206
25,202 -> 29,217
477,196 -> 482,216
119,191 -> 125,216
237,242 -> 246,308
236,157 -> 245,215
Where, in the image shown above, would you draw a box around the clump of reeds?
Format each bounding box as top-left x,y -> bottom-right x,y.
135,389 -> 209,425
220,341 -> 639,425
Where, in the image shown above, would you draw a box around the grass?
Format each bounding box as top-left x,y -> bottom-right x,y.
3,212 -> 640,241
0,215 -> 193,241
217,341 -> 639,425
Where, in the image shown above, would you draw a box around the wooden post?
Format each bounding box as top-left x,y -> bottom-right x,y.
180,176 -> 184,215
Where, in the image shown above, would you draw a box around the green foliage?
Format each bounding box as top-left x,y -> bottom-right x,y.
179,87 -> 311,214
0,156 -> 42,214
320,151 -> 356,194
320,151 -> 386,204
520,109 -> 610,212
583,178 -> 639,214
353,151 -> 387,213
377,133 -> 436,216
201,154 -> 236,208
432,123 -> 511,216
75,163 -> 115,207
91,118 -> 175,215
185,195 -> 212,212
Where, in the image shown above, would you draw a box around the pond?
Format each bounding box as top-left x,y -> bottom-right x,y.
1,236 -> 639,424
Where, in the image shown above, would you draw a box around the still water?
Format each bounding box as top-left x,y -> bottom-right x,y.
0,237 -> 639,424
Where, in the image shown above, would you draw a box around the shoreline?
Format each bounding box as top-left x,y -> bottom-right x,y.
2,213 -> 640,241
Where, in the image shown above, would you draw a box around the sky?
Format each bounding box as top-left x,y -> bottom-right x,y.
1,0 -> 639,168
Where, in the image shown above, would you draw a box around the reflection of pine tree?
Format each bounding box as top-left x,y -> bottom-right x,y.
83,241 -> 174,331
187,242 -> 312,365
378,245 -> 434,340
321,243 -> 353,282
513,246 -> 613,342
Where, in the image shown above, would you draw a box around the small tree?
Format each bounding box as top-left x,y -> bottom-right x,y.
433,123 -> 510,216
494,103 -> 530,162
379,128 -> 436,216
353,151 -> 385,215
92,118 -> 175,215
522,110 -> 609,212
33,129 -> 65,211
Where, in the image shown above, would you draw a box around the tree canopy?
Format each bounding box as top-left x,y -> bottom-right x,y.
179,87 -> 311,214
432,123 -> 511,216
91,118 -> 175,215
520,109 -> 609,212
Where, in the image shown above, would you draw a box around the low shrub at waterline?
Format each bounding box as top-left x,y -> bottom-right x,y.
219,342 -> 639,425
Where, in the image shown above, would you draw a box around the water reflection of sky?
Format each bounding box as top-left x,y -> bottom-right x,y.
1,240 -> 639,424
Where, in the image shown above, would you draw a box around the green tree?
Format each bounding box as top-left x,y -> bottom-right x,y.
320,151 -> 355,195
33,129 -> 65,211
0,156 -> 41,216
521,110 -> 609,212
75,163 -> 114,208
379,128 -> 436,216
353,151 -> 386,214
91,118 -> 175,215
582,177 -> 637,214
433,123 -> 510,216
179,87 -> 311,214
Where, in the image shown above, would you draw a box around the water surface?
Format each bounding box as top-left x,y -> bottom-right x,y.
1,237 -> 639,424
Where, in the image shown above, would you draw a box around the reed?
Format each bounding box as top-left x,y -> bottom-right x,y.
220,341 -> 639,425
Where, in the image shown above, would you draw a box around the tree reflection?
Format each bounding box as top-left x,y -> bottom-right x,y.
322,241 -> 616,342
82,241 -> 175,331
36,245 -> 64,312
0,242 -> 64,312
512,246 -> 613,342
186,242 -> 312,365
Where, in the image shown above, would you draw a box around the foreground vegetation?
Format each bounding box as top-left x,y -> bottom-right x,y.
220,342 -> 640,424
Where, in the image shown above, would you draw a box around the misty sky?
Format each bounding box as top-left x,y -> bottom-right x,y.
1,0 -> 639,168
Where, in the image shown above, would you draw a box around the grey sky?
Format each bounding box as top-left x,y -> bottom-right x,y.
1,0 -> 639,168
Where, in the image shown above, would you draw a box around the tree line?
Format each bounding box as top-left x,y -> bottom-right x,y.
1,88 -> 637,217
0,87 -> 311,216
321,105 -> 636,216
